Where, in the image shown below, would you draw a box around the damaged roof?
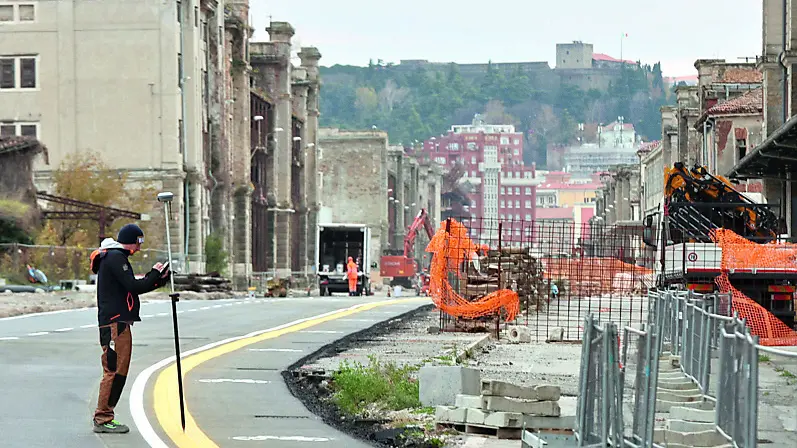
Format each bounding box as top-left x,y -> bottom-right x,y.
696,88 -> 763,126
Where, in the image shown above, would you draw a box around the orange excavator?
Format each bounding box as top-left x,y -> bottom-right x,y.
380,208 -> 435,295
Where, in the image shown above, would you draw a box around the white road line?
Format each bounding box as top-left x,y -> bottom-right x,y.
27,331 -> 49,336
339,318 -> 377,322
142,314 -> 154,318
198,378 -> 271,384
248,348 -> 303,353
299,330 -> 343,334
232,436 -> 332,442
200,306 -> 211,310
0,336 -> 20,341
212,305 -> 222,309
186,309 -> 197,313
53,327 -> 74,332
80,324 -> 95,329
130,302 -> 396,448
156,313 -> 168,317
0,307 -> 89,321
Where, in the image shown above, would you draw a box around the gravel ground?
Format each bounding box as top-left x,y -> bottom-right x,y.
0,290 -> 234,318
466,339 -> 582,396
289,306 -> 583,448
307,308 -> 487,373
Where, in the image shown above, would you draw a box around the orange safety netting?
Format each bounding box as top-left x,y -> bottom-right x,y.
711,229 -> 797,346
541,258 -> 653,296
425,219 -> 520,321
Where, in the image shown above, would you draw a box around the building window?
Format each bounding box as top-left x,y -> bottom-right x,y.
0,121 -> 39,138
525,200 -> 531,208
514,139 -> 520,145
471,156 -> 476,164
515,200 -> 520,208
0,3 -> 35,23
508,201 -> 513,209
449,143 -> 459,151
515,187 -> 520,194
525,187 -> 531,194
500,200 -> 505,208
500,137 -> 510,145
500,187 -> 505,195
525,214 -> 532,220
194,6 -> 199,27
736,139 -> 747,161
176,0 -> 182,23
0,56 -> 37,90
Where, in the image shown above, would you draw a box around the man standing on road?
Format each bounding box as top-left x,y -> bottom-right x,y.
346,256 -> 358,296
90,224 -> 170,434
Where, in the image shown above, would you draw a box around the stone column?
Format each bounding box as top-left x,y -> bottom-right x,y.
266,22 -> 294,279
300,47 -> 322,280
225,12 -> 252,289
395,154 -> 405,248
291,72 -> 309,281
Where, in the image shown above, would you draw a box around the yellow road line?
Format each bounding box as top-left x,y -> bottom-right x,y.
153,298 -> 425,447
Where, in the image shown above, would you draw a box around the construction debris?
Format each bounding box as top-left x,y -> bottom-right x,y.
434,379 -> 573,440
173,273 -> 232,293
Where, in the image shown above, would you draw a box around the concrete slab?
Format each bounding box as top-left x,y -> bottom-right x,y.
653,428 -> 728,447
455,394 -> 484,409
419,365 -> 481,406
466,408 -> 488,425
669,406 -> 715,423
667,419 -> 716,433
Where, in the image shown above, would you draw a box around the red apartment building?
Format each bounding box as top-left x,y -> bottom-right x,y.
420,115 -> 539,246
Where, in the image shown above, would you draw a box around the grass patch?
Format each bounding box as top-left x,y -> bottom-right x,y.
759,354 -> 771,363
332,355 -> 421,415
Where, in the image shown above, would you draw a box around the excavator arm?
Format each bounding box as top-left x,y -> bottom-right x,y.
404,209 -> 434,258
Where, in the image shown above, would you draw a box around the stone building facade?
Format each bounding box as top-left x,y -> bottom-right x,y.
249,22 -> 322,282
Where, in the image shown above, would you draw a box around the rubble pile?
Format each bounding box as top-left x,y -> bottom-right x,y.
173,273 -> 232,293
434,379 -> 573,439
463,247 -> 546,312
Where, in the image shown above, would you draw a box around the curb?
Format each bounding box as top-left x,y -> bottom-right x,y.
457,334 -> 492,363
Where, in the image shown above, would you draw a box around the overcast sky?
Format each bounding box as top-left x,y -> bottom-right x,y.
249,0 -> 762,77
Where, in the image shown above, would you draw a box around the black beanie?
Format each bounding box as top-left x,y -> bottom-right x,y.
117,224 -> 144,244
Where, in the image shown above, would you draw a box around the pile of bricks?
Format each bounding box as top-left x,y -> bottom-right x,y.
434,379 -> 573,439
464,248 -> 546,311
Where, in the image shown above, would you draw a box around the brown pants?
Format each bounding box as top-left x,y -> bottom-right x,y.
94,322 -> 132,425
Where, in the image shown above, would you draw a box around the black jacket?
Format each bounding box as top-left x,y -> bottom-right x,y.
95,248 -> 165,326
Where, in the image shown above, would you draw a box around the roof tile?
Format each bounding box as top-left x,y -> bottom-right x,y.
705,88 -> 763,116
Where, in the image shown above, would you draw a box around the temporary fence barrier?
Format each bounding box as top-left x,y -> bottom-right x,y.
620,323 -> 661,447
524,313 -> 663,447
575,314 -> 625,446
652,289 -> 797,448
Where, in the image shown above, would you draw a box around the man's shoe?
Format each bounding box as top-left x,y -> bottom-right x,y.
93,419 -> 130,434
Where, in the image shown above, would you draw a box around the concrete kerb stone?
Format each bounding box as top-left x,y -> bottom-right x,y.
481,396 -> 561,416
480,380 -> 561,401
455,394 -> 483,408
455,333 -> 491,364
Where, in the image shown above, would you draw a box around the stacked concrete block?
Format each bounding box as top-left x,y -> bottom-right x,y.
419,366 -> 481,407
434,379 -> 573,439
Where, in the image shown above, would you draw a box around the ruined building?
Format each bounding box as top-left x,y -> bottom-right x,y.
249,22 -> 322,281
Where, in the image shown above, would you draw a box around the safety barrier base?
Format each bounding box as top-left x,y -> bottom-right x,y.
521,430 -> 578,448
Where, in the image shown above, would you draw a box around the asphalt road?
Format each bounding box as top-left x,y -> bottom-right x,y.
0,295 -> 427,448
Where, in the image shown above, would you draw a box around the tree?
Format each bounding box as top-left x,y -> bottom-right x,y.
37,152 -> 159,248
482,100 -> 517,125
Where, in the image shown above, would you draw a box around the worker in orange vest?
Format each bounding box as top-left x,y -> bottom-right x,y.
346,256 -> 358,296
